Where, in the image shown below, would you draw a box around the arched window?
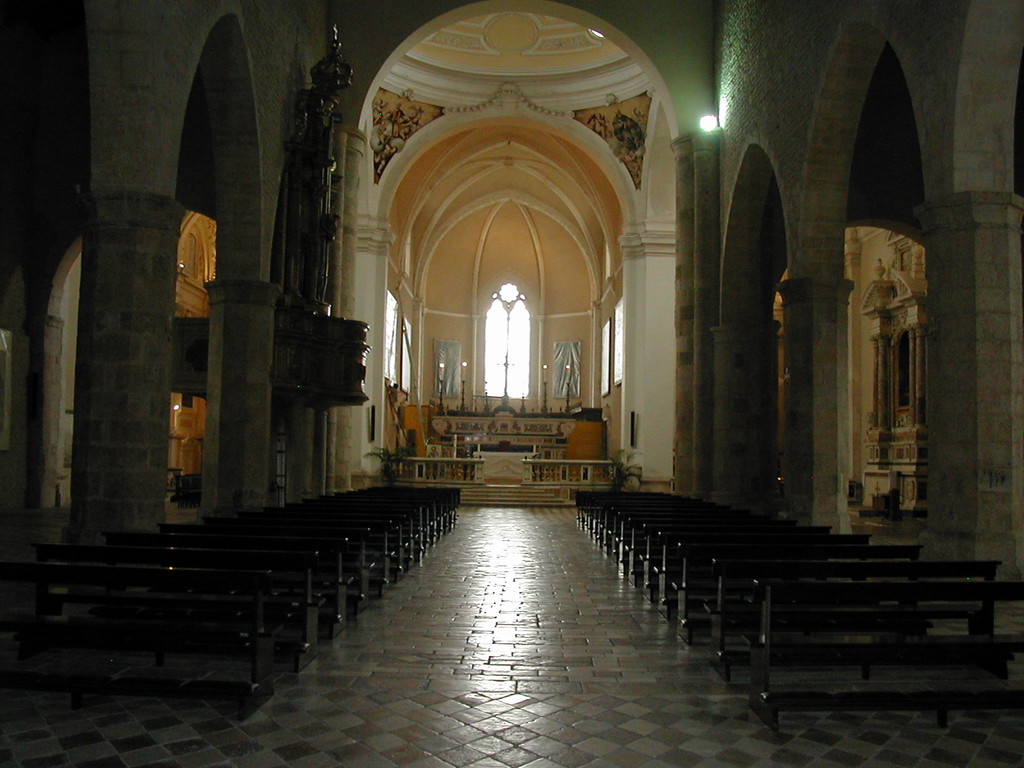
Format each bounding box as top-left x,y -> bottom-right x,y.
485,283 -> 530,398
384,290 -> 399,383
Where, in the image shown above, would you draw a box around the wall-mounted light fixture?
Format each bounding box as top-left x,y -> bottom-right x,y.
699,114 -> 720,132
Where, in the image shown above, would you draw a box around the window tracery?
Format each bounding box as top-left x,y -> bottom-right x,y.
484,283 -> 530,399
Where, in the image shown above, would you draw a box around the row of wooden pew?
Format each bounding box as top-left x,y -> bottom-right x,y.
577,491 -> 1024,729
0,486 -> 459,718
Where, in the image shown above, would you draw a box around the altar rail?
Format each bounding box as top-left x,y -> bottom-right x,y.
522,459 -> 614,487
403,458 -> 485,484
399,457 -> 614,488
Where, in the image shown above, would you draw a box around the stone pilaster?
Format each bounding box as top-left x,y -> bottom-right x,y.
915,192 -> 1024,574
619,226 -> 677,489
69,192 -> 182,543
673,136 -> 696,495
692,131 -> 721,497
203,279 -> 281,512
777,276 -> 853,528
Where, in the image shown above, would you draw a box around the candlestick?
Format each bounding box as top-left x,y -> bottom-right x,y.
565,363 -> 571,413
460,361 -> 467,412
542,364 -> 548,413
438,361 -> 445,413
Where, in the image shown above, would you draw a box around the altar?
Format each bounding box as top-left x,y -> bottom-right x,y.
479,451 -> 528,483
413,408 -> 606,483
430,414 -> 576,451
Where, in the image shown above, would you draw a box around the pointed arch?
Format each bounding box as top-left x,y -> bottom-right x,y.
721,144 -> 786,324
794,22 -> 886,278
952,0 -> 1024,193
192,14 -> 264,279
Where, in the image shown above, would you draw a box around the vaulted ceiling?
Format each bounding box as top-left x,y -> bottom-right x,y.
380,12 -> 654,314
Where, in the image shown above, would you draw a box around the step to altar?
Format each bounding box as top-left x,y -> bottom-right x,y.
459,485 -> 574,507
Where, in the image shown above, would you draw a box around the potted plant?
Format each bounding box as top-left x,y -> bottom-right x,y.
609,449 -> 642,492
365,445 -> 414,486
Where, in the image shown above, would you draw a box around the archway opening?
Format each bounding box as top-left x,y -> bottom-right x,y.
366,9 -> 675,483
845,42 -> 927,520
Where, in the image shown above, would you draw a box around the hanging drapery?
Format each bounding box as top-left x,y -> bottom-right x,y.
434,339 -> 461,396
553,340 -> 581,398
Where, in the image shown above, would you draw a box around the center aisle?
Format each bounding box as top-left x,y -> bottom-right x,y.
272,506 -> 763,766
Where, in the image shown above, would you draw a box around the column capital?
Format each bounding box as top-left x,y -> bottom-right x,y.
671,135 -> 693,159
690,129 -> 721,155
332,121 -> 367,143
356,215 -> 394,257
672,129 -> 721,156
776,276 -> 854,306
914,191 -> 1024,232
710,323 -> 749,345
206,279 -> 281,307
619,225 -> 676,259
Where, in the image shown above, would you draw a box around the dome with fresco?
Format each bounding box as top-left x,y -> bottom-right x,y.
384,13 -> 649,110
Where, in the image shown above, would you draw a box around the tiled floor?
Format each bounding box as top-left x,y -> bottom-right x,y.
3,505 -> 1024,767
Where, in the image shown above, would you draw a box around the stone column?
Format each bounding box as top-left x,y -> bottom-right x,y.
313,407 -> 328,497
692,131 -> 721,497
68,192 -> 182,543
913,325 -> 927,427
40,313 -> 65,508
907,330 -> 917,423
673,136 -> 696,495
203,279 -> 281,513
915,192 -> 1024,574
871,334 -> 890,430
711,323 -> 777,510
285,401 -> 315,503
777,276 -> 853,528
349,216 -> 392,481
327,127 -> 366,493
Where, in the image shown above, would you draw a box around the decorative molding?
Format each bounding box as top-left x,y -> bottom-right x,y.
446,82 -> 570,118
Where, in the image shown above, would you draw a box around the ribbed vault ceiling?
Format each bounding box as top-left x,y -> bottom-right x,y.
384,12 -> 647,314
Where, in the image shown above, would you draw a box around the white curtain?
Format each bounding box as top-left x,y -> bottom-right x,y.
553,340 -> 580,398
433,339 -> 461,396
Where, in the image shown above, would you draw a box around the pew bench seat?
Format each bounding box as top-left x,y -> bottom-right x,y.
749,579 -> 1024,729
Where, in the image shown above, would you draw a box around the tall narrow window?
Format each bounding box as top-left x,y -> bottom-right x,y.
485,283 -> 530,398
384,290 -> 399,382
601,319 -> 611,394
613,299 -> 624,384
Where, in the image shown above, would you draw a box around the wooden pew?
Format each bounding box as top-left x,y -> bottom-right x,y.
655,532 -> 874,627
280,497 -> 445,553
603,506 -> 765,578
0,561 -> 277,718
105,531 -> 355,631
663,538 -> 920,642
158,522 -> 385,610
33,543 -> 321,672
748,578 -> 1024,729
709,558 -> 1002,680
627,519 -> 814,589
241,508 -> 418,577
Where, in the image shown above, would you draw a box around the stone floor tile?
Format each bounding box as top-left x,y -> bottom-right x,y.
4,506 -> 1024,768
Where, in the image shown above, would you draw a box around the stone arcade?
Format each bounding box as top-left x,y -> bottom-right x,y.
2,2 -> 1024,578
